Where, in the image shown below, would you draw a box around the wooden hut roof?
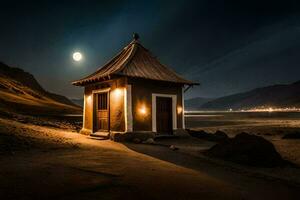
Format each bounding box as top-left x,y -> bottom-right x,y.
72,38 -> 197,86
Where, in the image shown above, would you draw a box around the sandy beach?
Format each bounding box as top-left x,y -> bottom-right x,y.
0,114 -> 300,200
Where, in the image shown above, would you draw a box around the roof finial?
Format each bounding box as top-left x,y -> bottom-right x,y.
133,33 -> 140,41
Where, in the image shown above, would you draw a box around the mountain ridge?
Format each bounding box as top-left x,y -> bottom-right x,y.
0,62 -> 81,115
184,97 -> 214,110
199,81 -> 300,110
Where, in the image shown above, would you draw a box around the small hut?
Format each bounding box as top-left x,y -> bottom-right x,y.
72,34 -> 197,138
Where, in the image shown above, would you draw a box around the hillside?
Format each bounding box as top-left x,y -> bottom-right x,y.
0,62 -> 81,115
201,81 -> 300,110
185,97 -> 214,110
71,98 -> 84,107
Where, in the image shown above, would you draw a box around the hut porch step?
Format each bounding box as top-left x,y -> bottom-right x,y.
90,132 -> 110,139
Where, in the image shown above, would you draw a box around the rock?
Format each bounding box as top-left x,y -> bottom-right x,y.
79,128 -> 92,135
169,145 -> 179,151
143,138 -> 155,144
133,138 -> 141,144
110,133 -> 124,142
282,132 -> 300,139
214,130 -> 228,141
187,129 -> 211,138
173,129 -> 190,137
205,132 -> 286,167
187,129 -> 228,142
110,131 -> 155,142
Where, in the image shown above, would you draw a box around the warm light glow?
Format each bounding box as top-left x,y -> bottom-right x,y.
177,106 -> 183,114
268,107 -> 273,112
73,52 -> 82,61
87,95 -> 91,102
139,105 -> 147,115
114,88 -> 122,97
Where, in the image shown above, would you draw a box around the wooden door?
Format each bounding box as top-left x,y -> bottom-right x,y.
156,97 -> 173,134
97,92 -> 109,132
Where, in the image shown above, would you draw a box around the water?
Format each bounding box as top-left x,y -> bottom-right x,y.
185,111 -> 300,129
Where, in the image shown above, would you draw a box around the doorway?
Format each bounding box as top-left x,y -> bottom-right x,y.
156,97 -> 173,134
96,92 -> 109,132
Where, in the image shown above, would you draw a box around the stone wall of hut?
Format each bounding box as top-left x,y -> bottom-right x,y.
82,78 -> 126,134
81,77 -> 184,135
128,78 -> 184,132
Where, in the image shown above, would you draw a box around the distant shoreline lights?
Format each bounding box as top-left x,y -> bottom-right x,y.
239,107 -> 300,113
185,107 -> 300,113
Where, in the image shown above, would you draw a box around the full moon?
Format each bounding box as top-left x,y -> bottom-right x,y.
73,52 -> 82,61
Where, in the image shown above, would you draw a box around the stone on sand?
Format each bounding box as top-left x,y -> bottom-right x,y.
111,132 -> 155,143
143,138 -> 155,144
214,130 -> 229,141
133,138 -> 141,144
205,132 -> 286,167
169,145 -> 179,151
187,129 -> 228,142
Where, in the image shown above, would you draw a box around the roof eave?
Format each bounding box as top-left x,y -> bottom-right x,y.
118,74 -> 199,85
187,82 -> 200,86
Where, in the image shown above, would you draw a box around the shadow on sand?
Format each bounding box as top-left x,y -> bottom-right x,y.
123,139 -> 300,195
124,142 -> 199,167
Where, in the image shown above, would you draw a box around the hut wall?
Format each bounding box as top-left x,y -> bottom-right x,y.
129,79 -> 184,132
109,87 -> 125,132
82,78 -> 126,134
82,86 -> 93,133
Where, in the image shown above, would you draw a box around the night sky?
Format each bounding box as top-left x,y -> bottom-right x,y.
1,0 -> 300,99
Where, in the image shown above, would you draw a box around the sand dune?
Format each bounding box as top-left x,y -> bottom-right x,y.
0,62 -> 81,115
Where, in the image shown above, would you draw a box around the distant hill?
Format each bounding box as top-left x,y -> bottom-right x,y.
185,97 -> 214,110
201,81 -> 300,110
71,98 -> 84,107
0,62 -> 81,115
